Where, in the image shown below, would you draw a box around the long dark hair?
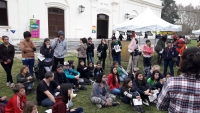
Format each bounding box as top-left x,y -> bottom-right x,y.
135,72 -> 146,84
150,70 -> 161,82
122,78 -> 134,91
110,67 -> 120,85
101,38 -> 106,44
60,83 -> 72,103
43,38 -> 50,48
96,72 -> 105,83
180,47 -> 200,78
81,38 -> 87,44
77,60 -> 85,70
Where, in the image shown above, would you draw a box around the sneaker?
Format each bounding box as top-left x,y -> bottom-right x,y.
112,102 -> 120,106
79,85 -> 87,90
6,82 -> 10,87
10,83 -> 15,88
143,99 -> 149,106
73,88 -> 79,92
96,104 -> 102,109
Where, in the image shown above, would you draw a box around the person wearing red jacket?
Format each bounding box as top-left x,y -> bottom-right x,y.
108,67 -> 120,95
53,83 -> 84,113
174,35 -> 185,67
5,83 -> 26,113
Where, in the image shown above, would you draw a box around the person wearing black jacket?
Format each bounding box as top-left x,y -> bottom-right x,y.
77,60 -> 89,80
87,37 -> 94,64
162,41 -> 176,76
97,38 -> 108,70
0,36 -> 15,87
111,36 -> 122,65
40,38 -> 54,72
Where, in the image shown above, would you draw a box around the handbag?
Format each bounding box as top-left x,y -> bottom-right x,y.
97,52 -> 102,57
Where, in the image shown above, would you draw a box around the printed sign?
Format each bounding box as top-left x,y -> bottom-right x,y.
114,45 -> 121,53
92,26 -> 96,33
10,30 -> 16,34
30,19 -> 40,39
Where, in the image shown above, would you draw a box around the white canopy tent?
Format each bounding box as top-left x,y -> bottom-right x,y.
192,29 -> 200,34
113,7 -> 182,32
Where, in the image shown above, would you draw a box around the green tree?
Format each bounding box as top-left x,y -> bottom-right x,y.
161,0 -> 179,24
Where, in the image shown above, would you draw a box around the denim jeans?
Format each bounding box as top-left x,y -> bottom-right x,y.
163,60 -> 174,76
119,74 -> 127,82
87,52 -> 94,64
69,107 -> 84,113
111,88 -> 121,95
112,54 -> 121,65
41,98 -> 54,107
22,59 -> 35,76
24,82 -> 33,90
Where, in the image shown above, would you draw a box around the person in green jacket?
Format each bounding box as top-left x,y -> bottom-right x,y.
63,62 -> 87,90
16,65 -> 34,94
154,35 -> 167,65
113,61 -> 128,82
147,70 -> 163,90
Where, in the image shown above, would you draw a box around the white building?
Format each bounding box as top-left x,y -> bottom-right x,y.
0,0 -> 162,44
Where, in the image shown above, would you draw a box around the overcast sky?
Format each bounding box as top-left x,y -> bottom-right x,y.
174,0 -> 200,6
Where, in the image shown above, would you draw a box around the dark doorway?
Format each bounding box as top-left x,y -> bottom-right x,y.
97,14 -> 109,39
48,8 -> 64,39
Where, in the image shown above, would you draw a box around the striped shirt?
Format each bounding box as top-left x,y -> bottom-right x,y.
157,74 -> 200,113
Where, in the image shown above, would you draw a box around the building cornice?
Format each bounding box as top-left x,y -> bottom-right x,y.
128,0 -> 163,9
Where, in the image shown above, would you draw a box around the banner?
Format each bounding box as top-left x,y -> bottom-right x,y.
92,26 -> 96,33
30,19 -> 40,40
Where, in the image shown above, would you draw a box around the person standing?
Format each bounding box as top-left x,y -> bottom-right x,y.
97,38 -> 108,70
51,30 -> 67,70
20,31 -> 36,76
157,47 -> 200,112
87,37 -> 94,64
142,40 -> 154,77
118,34 -> 124,41
154,35 -> 167,65
0,36 -> 15,87
77,38 -> 87,64
162,41 -> 176,76
111,36 -> 122,65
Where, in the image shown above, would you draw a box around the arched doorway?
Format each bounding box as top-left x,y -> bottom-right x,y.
48,8 -> 65,39
97,14 -> 109,39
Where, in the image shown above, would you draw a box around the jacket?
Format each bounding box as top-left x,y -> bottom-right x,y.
20,40 -> 36,58
111,41 -> 122,55
0,43 -> 15,62
40,46 -> 54,59
97,43 -> 108,58
162,47 -> 176,60
77,43 -> 87,58
77,65 -> 88,78
142,45 -> 154,57
128,38 -> 137,52
107,73 -> 120,90
87,43 -> 94,57
52,95 -> 67,113
91,82 -> 110,101
94,68 -> 104,77
133,79 -> 151,95
120,86 -> 139,104
54,71 -> 70,85
64,68 -> 80,79
175,38 -> 185,53
51,37 -> 67,58
155,39 -> 165,52
5,94 -> 26,113
16,73 -> 34,84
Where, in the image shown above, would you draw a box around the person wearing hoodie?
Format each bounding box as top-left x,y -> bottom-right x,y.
111,36 -> 122,65
53,83 -> 84,113
154,35 -> 167,65
77,38 -> 87,65
51,30 -> 67,70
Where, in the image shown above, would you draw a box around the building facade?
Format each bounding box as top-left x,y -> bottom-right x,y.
0,0 -> 162,44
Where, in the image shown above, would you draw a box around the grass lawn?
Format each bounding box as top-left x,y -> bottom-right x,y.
0,40 -> 197,113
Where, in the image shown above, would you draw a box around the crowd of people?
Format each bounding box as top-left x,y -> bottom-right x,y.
0,30 -> 200,113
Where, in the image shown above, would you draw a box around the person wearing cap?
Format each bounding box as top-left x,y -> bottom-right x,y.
111,36 -> 122,65
162,41 -> 176,76
63,62 -> 87,90
51,30 -> 67,70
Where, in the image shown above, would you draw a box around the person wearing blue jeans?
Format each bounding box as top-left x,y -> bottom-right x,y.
36,72 -> 60,107
111,88 -> 121,95
87,37 -> 94,64
111,36 -> 122,65
20,31 -> 36,76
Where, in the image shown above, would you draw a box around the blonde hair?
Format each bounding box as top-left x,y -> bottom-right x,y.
150,65 -> 160,73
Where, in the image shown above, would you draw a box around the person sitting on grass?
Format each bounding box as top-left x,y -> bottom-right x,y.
53,83 -> 84,113
147,70 -> 162,89
0,96 -> 8,105
68,60 -> 75,70
163,72 -> 171,83
146,65 -> 164,80
5,83 -> 26,113
113,61 -> 128,82
133,72 -> 153,106
77,60 -> 90,81
91,73 -> 120,109
36,71 -> 60,107
108,67 -> 121,96
94,61 -> 104,81
63,62 -> 87,91
23,101 -> 38,113
17,65 -> 34,95
87,62 -> 94,78
121,78 -> 144,113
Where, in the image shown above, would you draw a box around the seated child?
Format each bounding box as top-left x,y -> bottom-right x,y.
5,83 -> 26,113
94,61 -> 104,81
87,62 -> 94,78
113,61 -> 128,82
